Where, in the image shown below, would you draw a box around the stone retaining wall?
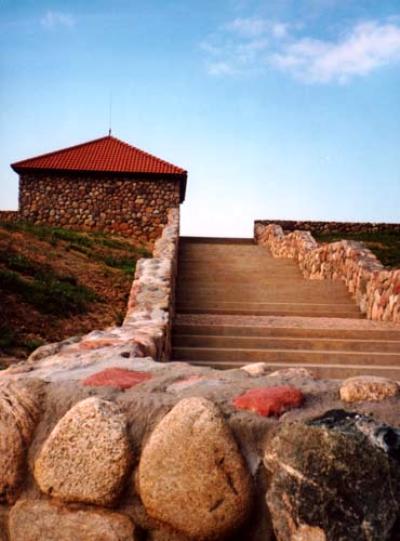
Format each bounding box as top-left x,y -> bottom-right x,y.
255,219 -> 400,235
1,350 -> 400,539
1,211 -> 400,539
255,223 -> 400,323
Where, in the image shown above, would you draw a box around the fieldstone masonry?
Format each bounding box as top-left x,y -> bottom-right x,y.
255,222 -> 400,323
1,209 -> 400,540
22,174 -> 180,241
0,174 -> 180,244
0,212 -> 19,223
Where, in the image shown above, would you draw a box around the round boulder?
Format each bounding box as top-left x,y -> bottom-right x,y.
0,382 -> 41,503
137,397 -> 252,540
264,409 -> 400,541
34,397 -> 131,505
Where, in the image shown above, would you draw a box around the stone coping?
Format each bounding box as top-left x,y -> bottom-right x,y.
255,222 -> 400,324
255,219 -> 400,235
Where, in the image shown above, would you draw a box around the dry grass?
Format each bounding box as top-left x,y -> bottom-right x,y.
0,221 -> 150,364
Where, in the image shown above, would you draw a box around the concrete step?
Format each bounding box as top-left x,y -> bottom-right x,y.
176,283 -> 350,292
180,237 -> 254,245
177,273 -> 303,280
172,346 -> 400,366
173,324 -> 400,341
176,301 -> 358,311
173,334 -> 400,353
178,268 -> 301,275
176,302 -> 361,318
177,360 -> 400,380
177,278 -> 338,286
176,308 -> 362,318
176,288 -> 352,299
174,236 -> 377,376
176,292 -> 352,303
178,259 -> 299,266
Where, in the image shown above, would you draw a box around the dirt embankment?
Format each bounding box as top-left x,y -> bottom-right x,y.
0,221 -> 150,367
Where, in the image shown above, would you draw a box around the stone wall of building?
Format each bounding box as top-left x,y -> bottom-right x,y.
255,219 -> 400,235
14,173 -> 181,244
255,223 -> 400,324
0,211 -> 19,223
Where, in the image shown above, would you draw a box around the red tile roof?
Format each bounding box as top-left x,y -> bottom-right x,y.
12,134 -> 187,201
12,135 -> 186,175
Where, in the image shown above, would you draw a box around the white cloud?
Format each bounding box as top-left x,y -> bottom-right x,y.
202,16 -> 285,75
41,11 -> 75,29
207,61 -> 238,76
272,21 -> 400,83
271,22 -> 289,38
203,17 -> 400,83
226,17 -> 269,38
226,17 -> 290,39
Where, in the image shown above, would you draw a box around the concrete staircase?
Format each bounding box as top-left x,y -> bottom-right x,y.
172,237 -> 400,379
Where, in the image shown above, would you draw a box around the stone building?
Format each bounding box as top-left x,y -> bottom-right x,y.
9,134 -> 187,243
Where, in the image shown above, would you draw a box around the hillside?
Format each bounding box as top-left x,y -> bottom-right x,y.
0,221 -> 150,367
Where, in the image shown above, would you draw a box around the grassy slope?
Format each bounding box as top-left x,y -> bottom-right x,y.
0,222 -> 150,365
314,231 -> 400,269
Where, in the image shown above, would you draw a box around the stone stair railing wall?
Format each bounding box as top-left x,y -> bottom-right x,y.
254,222 -> 400,324
124,206 -> 179,361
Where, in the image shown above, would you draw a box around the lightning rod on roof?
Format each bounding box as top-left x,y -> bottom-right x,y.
108,92 -> 112,136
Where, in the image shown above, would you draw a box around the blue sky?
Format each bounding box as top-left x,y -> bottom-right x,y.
1,0 -> 399,236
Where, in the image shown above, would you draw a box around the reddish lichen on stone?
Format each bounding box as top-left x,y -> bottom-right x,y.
82,368 -> 152,390
233,386 -> 304,417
